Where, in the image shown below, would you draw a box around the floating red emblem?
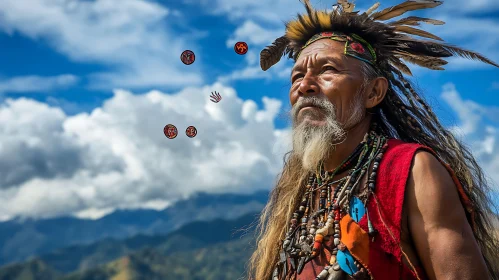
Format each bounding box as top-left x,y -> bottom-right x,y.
185,126 -> 197,138
164,124 -> 178,139
234,41 -> 248,55
180,50 -> 195,65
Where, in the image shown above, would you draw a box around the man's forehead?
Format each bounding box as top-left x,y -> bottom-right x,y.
292,52 -> 347,71
292,40 -> 349,70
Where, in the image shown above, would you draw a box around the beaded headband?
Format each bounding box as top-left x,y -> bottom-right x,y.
296,31 -> 377,67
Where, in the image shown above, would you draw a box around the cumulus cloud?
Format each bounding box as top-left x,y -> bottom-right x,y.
2,82 -> 498,220
0,75 -> 79,93
216,63 -> 293,83
191,0 -> 302,24
0,83 -> 289,220
441,83 -> 499,188
226,20 -> 283,48
0,0 -> 203,89
194,0 -> 373,24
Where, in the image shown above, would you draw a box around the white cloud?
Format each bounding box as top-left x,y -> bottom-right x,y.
0,83 -> 290,219
0,0 -> 203,89
195,0 -> 382,25
0,74 -> 78,93
441,83 -> 499,188
226,20 -> 283,48
192,0 -> 301,24
216,62 -> 293,83
217,66 -> 268,82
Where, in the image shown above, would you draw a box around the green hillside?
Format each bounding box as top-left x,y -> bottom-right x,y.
0,259 -> 61,280
61,237 -> 253,280
0,214 -> 257,280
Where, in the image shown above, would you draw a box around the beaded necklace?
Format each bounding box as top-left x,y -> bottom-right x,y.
274,127 -> 388,280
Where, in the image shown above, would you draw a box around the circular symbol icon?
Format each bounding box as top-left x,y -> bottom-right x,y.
164,124 -> 178,139
181,50 -> 195,65
234,41 -> 248,55
186,126 -> 197,138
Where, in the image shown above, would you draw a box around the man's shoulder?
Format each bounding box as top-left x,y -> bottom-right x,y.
411,150 -> 446,177
382,139 -> 432,167
385,139 -> 440,166
382,140 -> 453,187
409,150 -> 457,202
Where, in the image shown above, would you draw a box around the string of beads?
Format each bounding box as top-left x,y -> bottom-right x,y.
274,126 -> 388,280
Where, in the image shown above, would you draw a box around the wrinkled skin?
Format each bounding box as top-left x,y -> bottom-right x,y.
290,39 -> 370,129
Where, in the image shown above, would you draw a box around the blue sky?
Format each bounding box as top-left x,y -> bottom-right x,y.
0,0 -> 498,220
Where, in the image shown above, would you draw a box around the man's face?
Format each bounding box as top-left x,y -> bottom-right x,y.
289,39 -> 367,170
290,39 -> 366,128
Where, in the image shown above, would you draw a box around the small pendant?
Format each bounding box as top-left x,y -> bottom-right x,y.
332,263 -> 341,271
336,249 -> 359,275
352,268 -> 369,279
349,197 -> 366,223
289,255 -> 296,271
326,267 -> 345,280
316,268 -> 329,279
279,250 -> 287,277
334,238 -> 340,246
272,266 -> 279,280
300,242 -> 312,255
297,256 -> 307,274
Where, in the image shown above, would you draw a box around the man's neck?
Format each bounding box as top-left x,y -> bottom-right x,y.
323,116 -> 372,172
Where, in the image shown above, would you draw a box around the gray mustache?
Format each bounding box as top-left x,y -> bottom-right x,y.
291,97 -> 331,118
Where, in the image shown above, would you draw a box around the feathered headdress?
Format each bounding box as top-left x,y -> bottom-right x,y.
260,0 -> 499,74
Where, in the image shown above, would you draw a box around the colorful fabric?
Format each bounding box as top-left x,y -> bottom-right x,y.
295,31 -> 377,66
340,213 -> 370,267
358,139 -> 427,279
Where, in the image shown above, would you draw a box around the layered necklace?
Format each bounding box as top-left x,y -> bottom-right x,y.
273,127 -> 388,280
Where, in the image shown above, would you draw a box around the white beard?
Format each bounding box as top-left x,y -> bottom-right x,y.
291,95 -> 365,172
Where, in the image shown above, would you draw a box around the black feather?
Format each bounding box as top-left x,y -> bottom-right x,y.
441,44 -> 499,68
387,39 -> 453,57
389,57 -> 413,76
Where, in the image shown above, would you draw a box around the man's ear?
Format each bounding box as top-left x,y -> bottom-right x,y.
365,77 -> 388,109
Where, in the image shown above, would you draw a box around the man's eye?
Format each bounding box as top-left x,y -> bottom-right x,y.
322,66 -> 337,73
292,74 -> 304,82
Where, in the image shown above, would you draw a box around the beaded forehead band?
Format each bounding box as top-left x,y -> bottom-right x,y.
296,31 -> 377,67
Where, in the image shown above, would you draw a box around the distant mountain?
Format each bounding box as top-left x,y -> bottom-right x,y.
0,191 -> 268,266
0,259 -> 61,280
61,237 -> 254,280
0,213 -> 258,280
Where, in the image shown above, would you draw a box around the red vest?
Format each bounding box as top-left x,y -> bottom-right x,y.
291,139 -> 473,280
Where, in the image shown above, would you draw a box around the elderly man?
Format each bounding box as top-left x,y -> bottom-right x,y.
248,1 -> 499,279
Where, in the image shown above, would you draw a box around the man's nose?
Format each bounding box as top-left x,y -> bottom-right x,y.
298,73 -> 319,97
